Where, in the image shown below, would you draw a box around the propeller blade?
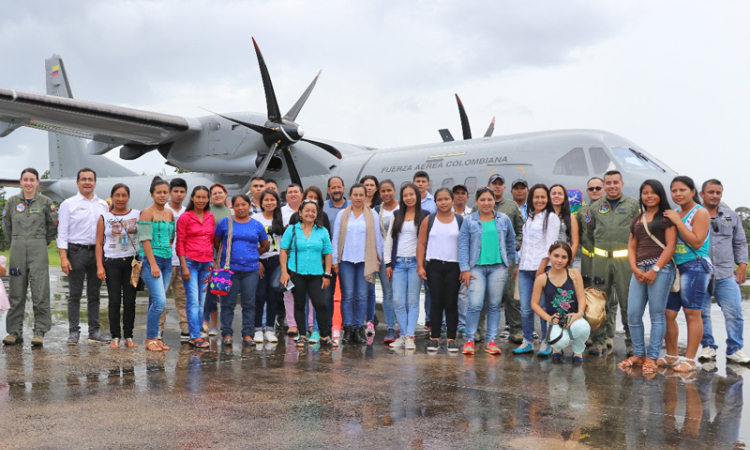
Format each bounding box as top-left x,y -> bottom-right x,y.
211,111 -> 273,136
300,138 -> 343,159
484,117 -> 495,139
284,70 -> 321,122
255,142 -> 279,178
281,146 -> 303,187
252,37 -> 282,123
455,94 -> 472,140
438,129 -> 455,142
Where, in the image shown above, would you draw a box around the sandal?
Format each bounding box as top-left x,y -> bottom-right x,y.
320,337 -> 333,346
642,358 -> 657,374
190,338 -> 209,349
157,340 -> 170,351
109,338 -> 121,349
223,337 -> 233,346
124,338 -> 139,348
243,336 -> 255,346
618,356 -> 644,369
656,354 -> 680,367
674,357 -> 700,373
296,336 -> 307,348
145,339 -> 163,352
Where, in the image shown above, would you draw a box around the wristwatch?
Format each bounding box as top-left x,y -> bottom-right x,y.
323,273 -> 332,279
652,265 -> 661,273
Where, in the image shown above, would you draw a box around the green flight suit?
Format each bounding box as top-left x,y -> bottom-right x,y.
472,198 -> 524,338
586,195 -> 639,348
3,193 -> 58,338
577,203 -> 595,288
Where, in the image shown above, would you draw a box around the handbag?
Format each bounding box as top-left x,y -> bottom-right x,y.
117,217 -> 144,291
640,215 -> 680,292
210,218 -> 234,296
570,269 -> 606,332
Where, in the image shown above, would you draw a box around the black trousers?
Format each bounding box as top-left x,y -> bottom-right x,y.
67,245 -> 103,333
426,260 -> 460,339
290,272 -> 331,338
104,257 -> 137,339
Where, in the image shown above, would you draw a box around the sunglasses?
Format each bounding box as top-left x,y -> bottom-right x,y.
587,186 -> 603,192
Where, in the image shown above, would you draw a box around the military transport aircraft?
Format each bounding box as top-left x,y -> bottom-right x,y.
0,39 -> 677,209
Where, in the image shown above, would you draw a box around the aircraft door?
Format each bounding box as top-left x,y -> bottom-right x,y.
208,118 -> 247,156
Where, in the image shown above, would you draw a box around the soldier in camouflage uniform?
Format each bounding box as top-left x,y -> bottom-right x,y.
578,177 -> 604,289
2,168 -> 57,347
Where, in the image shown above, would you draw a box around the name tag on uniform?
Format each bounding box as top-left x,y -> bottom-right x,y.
29,208 -> 41,214
616,207 -> 627,213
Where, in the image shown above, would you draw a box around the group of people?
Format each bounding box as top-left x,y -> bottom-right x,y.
1,166 -> 747,371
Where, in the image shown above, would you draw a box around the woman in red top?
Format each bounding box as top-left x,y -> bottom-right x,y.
177,186 -> 215,348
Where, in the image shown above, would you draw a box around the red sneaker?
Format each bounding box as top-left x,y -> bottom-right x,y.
484,340 -> 502,355
462,340 -> 475,355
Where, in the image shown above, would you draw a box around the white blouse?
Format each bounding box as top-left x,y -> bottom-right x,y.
519,211 -> 561,271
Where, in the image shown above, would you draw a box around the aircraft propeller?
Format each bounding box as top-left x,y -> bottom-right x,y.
215,38 -> 342,186
439,94 -> 495,142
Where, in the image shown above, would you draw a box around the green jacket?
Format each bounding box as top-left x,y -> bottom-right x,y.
472,197 -> 523,251
577,203 -> 595,254
3,193 -> 58,246
586,195 -> 640,252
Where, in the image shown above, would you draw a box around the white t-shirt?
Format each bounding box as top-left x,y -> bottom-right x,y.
396,221 -> 418,258
165,203 -> 186,266
253,214 -> 281,259
426,216 -> 459,262
102,209 -> 141,258
379,206 -> 397,235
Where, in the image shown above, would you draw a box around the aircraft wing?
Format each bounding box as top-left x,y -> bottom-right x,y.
0,88 -> 201,154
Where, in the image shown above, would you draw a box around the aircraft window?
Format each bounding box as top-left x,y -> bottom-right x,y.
464,177 -> 477,194
611,147 -> 666,172
553,148 -> 589,176
442,178 -> 454,188
589,147 -> 614,173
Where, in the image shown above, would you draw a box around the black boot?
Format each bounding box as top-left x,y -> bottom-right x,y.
355,326 -> 367,344
343,326 -> 353,343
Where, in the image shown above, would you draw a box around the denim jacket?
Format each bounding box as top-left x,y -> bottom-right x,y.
458,211 -> 517,272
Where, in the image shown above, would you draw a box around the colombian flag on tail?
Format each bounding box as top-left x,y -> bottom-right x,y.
51,65 -> 60,77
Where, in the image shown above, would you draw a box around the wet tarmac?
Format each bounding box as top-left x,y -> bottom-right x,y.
0,269 -> 749,449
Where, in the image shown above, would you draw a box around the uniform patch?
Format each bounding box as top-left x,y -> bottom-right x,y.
15,203 -> 25,213
586,213 -> 591,223
598,204 -> 610,214
50,204 -> 57,212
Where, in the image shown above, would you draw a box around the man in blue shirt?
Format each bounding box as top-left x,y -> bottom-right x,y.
322,176 -> 349,328
413,171 -> 436,214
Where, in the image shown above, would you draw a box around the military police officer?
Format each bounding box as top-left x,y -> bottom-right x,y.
578,177 -> 604,288
2,168 -> 57,347
587,170 -> 639,356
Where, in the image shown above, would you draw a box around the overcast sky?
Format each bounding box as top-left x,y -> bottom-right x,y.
0,1 -> 748,206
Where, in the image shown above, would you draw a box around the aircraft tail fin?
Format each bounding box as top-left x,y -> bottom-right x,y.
45,55 -> 136,179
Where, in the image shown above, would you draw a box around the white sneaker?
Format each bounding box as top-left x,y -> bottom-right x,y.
727,349 -> 750,364
698,346 -> 717,361
254,330 -> 264,343
264,330 -> 278,343
405,336 -> 416,350
390,336 -> 407,349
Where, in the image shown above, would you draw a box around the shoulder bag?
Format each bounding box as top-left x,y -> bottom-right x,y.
570,269 -> 606,331
210,218 -> 234,296
641,215 -> 680,292
116,216 -> 145,291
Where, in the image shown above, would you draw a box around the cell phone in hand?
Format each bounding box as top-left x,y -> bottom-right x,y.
285,280 -> 295,291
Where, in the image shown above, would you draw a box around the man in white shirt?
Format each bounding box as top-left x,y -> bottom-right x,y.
161,178 -> 189,341
281,183 -> 303,226
247,176 -> 265,216
58,168 -> 110,345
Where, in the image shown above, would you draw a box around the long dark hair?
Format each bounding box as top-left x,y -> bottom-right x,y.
360,175 -> 381,207
186,185 -> 211,212
671,176 -> 701,205
526,184 -> 554,232
633,179 -> 672,234
391,183 -> 422,237
549,184 -> 571,242
260,189 -> 284,236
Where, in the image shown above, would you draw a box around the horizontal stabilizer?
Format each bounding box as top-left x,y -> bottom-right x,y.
439,129 -> 455,142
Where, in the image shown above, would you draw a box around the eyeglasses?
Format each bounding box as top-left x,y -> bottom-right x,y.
587,186 -> 603,192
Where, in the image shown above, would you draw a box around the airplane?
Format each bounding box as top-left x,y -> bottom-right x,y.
0,39 -> 678,210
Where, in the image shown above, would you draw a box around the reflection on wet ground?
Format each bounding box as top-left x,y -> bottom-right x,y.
0,270 -> 749,449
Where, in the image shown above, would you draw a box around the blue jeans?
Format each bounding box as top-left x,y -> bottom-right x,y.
702,276 -> 745,355
182,258 -> 212,340
548,319 -> 591,355
627,263 -> 674,359
203,292 -> 218,323
339,261 -> 368,327
391,257 -> 421,337
367,283 -> 376,322
466,264 -> 508,342
255,256 -> 281,330
379,263 -> 396,330
142,256 -> 172,340
457,283 -> 468,330
519,270 -> 547,342
220,270 -> 260,338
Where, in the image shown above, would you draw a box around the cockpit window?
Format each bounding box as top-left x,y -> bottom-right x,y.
589,147 -> 615,173
553,148 -> 589,176
611,147 -> 666,172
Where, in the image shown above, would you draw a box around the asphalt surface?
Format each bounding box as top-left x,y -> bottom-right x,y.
0,270 -> 748,449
